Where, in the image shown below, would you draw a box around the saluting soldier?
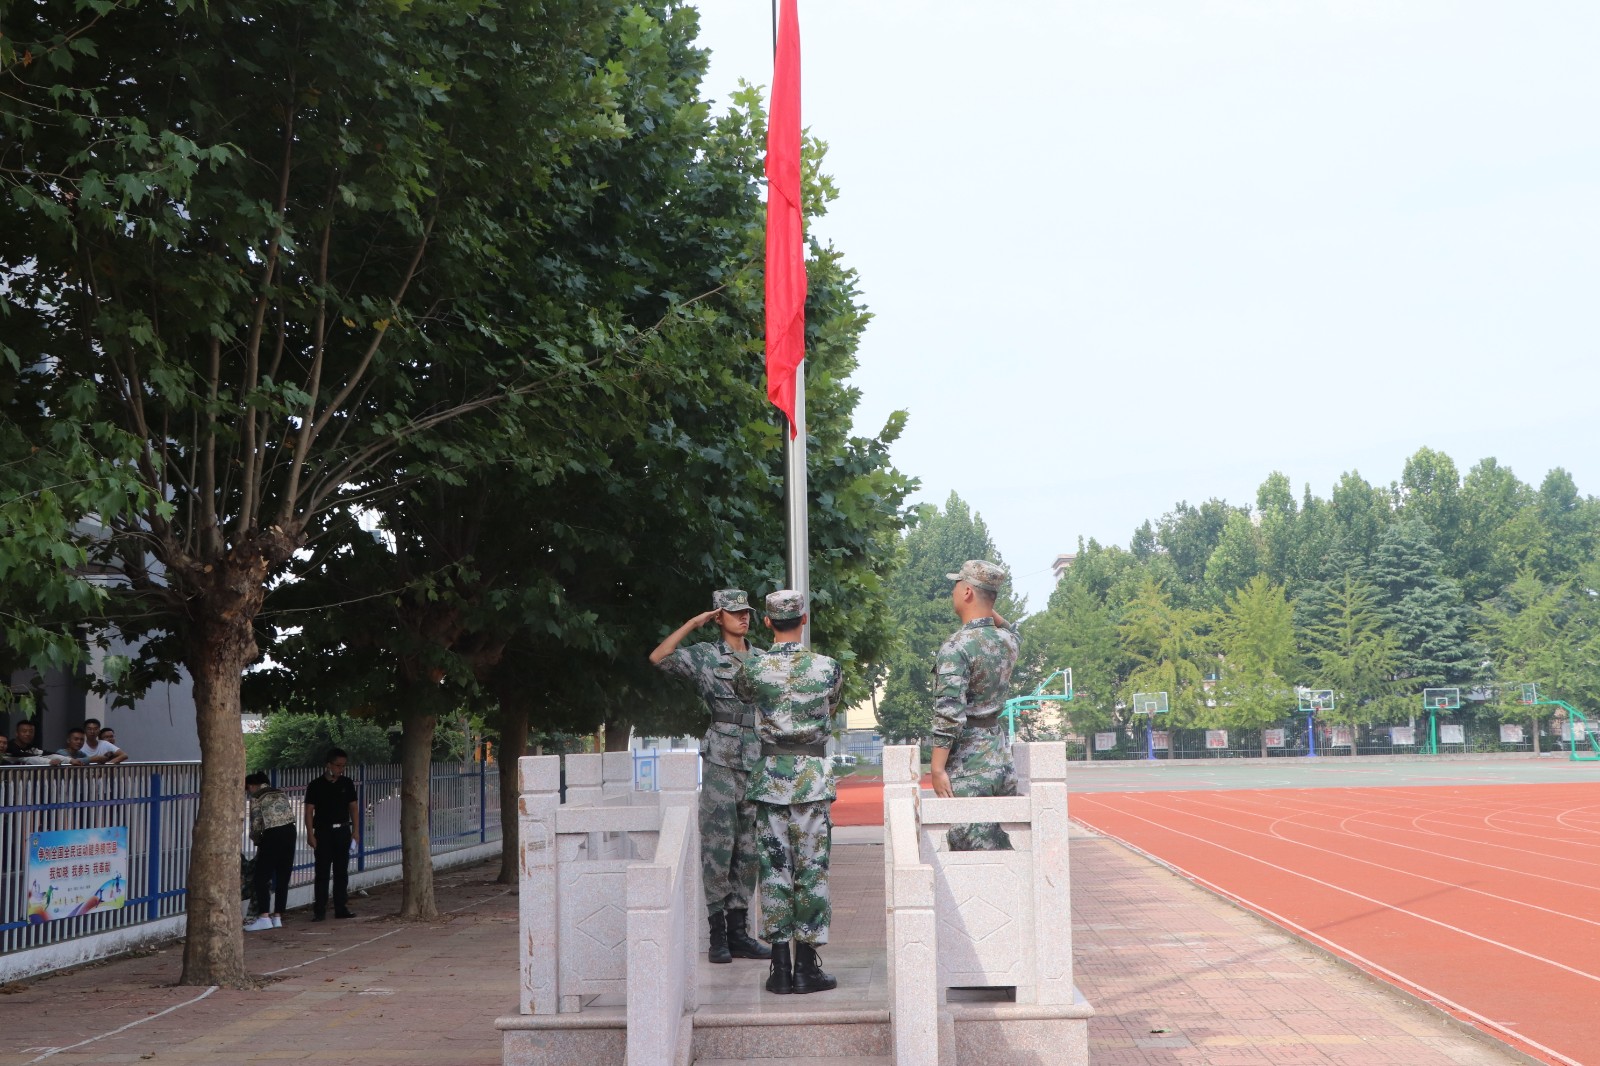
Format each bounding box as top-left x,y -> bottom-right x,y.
929,560 -> 1021,851
735,590 -> 844,996
650,589 -> 772,965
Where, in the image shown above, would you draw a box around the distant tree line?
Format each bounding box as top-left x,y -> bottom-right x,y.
1012,449 -> 1600,748
872,452 -> 1598,753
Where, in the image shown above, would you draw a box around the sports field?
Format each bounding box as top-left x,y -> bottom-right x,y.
836,757 -> 1600,1065
1068,758 -> 1600,1066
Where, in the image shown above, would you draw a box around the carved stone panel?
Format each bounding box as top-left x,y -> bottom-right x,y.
559,860 -> 630,997
932,852 -> 1035,987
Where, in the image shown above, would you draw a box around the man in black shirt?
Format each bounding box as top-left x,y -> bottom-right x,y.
304,747 -> 360,920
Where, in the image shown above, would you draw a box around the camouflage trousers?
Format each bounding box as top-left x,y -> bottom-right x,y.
699,760 -> 759,917
947,760 -> 1017,852
756,799 -> 832,945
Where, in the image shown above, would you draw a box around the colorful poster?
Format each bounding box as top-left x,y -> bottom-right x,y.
1151,730 -> 1170,751
1264,729 -> 1286,748
1094,732 -> 1117,751
1440,724 -> 1465,745
1331,726 -> 1354,747
1390,726 -> 1415,746
1500,724 -> 1524,743
26,827 -> 129,923
1205,730 -> 1228,750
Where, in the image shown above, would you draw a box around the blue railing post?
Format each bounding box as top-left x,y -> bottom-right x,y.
146,773 -> 163,922
478,760 -> 487,844
357,764 -> 367,873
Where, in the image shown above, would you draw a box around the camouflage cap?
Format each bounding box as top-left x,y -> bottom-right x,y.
946,559 -> 1007,593
712,588 -> 752,613
764,589 -> 806,622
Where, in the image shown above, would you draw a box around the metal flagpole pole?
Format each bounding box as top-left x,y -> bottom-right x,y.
786,388 -> 810,648
774,0 -> 809,648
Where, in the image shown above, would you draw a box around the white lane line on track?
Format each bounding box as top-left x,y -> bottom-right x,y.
1077,823 -> 1586,1066
1134,790 -> 1600,912
1124,791 -> 1600,929
1189,789 -> 1600,885
1072,796 -> 1600,985
25,884 -> 514,1062
24,987 -> 219,1063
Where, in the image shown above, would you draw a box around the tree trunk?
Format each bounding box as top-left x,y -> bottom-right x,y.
399,710 -> 438,919
179,647 -> 252,987
603,711 -> 632,752
496,700 -> 529,885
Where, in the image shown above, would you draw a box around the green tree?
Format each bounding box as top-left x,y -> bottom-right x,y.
1475,570 -> 1572,753
1363,521 -> 1479,687
1398,447 -> 1464,566
876,494 -> 1021,741
0,0 -> 657,986
1118,576 -> 1210,723
1457,458 -> 1535,602
1211,576 -> 1298,750
245,713 -> 393,772
1203,510 -> 1264,603
1156,499 -> 1238,601
1299,573 -> 1404,725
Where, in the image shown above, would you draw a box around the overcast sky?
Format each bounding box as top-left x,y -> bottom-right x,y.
688,1 -> 1600,611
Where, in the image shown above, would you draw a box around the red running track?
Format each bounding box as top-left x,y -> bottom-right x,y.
1071,784 -> 1600,1066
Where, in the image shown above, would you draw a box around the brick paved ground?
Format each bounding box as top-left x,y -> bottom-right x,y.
0,830 -> 1532,1065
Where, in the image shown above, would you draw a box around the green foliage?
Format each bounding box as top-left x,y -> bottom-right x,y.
1211,576 -> 1298,733
244,713 -> 393,772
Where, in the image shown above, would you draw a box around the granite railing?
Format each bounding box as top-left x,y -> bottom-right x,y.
511,750 -> 700,1065
882,741 -> 1080,1064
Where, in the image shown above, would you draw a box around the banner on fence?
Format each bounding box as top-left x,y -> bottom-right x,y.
1095,732 -> 1116,751
1205,730 -> 1228,750
1151,731 -> 1170,751
1390,726 -> 1415,745
1331,726 -> 1353,747
1561,721 -> 1587,742
26,827 -> 129,923
1440,724 -> 1465,745
1264,729 -> 1285,748
1500,723 -> 1524,743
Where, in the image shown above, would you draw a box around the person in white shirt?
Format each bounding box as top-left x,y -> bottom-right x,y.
81,719 -> 128,765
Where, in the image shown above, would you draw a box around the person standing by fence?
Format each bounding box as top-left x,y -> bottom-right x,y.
245,772 -> 296,930
304,748 -> 359,921
929,560 -> 1020,852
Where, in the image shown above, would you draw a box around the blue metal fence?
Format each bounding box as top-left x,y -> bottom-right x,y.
1,761 -> 500,956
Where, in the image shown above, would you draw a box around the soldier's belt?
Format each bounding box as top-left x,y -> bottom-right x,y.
963,717 -> 1003,733
761,741 -> 828,757
711,710 -> 750,727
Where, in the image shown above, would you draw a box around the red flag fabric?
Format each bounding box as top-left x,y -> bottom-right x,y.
765,0 -> 805,438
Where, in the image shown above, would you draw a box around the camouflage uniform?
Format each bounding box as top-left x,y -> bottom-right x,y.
736,592 -> 844,946
655,594 -> 764,918
933,561 -> 1020,852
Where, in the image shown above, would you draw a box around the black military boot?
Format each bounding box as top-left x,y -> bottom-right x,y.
707,912 -> 732,964
765,941 -> 794,995
792,941 -> 837,994
725,909 -> 772,960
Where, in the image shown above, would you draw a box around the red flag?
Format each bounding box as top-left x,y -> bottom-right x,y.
766,0 -> 805,438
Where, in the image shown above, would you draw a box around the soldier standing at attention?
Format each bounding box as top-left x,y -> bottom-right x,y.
736,590 -> 844,996
929,560 -> 1021,851
650,589 -> 772,965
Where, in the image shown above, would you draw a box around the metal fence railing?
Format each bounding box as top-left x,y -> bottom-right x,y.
1078,715 -> 1566,760
2,760 -> 501,957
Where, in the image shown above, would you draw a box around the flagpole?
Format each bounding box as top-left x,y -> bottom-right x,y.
773,0 -> 810,648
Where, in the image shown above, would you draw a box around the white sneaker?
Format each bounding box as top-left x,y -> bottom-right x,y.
270,915 -> 283,928
244,916 -> 275,932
